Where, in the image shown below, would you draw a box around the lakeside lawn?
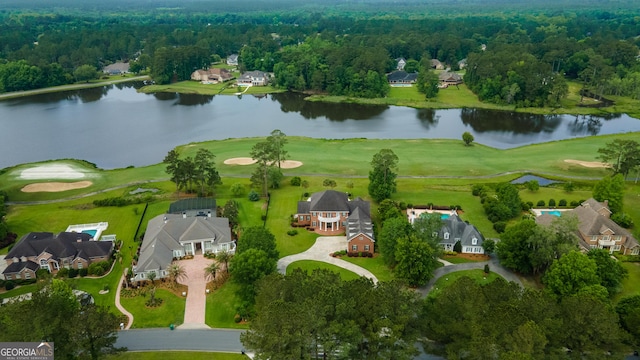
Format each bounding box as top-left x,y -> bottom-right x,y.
617,262 -> 640,300
107,352 -> 246,360
287,260 -> 361,281
139,80 -> 283,96
120,288 -> 186,328
427,269 -> 500,299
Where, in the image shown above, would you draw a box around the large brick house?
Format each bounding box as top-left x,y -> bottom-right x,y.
190,68 -> 234,83
295,190 -> 374,254
2,232 -> 113,280
536,198 -> 639,255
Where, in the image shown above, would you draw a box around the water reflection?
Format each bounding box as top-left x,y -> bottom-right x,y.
416,109 -> 439,130
271,92 -> 387,121
77,85 -> 110,103
460,108 -> 562,134
175,93 -> 214,106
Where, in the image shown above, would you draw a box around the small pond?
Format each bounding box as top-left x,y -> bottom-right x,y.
510,175 -> 561,186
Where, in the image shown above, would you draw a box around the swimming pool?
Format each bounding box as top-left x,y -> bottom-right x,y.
65,222 -> 109,240
441,214 -> 450,219
82,229 -> 98,237
541,210 -> 562,217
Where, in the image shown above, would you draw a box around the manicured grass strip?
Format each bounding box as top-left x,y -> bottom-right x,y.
120,288 -> 186,328
287,260 -> 361,281
106,352 -> 246,360
205,281 -> 248,329
339,256 -> 395,282
442,256 -> 487,264
427,269 -> 500,299
616,262 -> 640,301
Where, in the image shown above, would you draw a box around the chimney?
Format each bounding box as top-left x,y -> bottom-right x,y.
182,212 -> 187,219
208,211 -> 212,218
604,200 -> 609,207
77,238 -> 82,243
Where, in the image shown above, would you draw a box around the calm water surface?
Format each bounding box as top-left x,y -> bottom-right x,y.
1,82 -> 638,169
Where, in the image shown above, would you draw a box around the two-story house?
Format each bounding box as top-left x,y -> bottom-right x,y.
2,232 -> 113,280
295,190 -> 374,255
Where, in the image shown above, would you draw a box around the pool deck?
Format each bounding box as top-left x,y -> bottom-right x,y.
407,208 -> 458,224
65,222 -> 109,240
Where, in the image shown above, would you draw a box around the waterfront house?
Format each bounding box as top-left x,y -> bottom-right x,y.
237,71 -> 269,86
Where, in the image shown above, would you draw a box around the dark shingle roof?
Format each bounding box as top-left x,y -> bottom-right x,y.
346,207 -> 375,241
308,190 -> 350,211
387,71 -> 418,82
5,232 -> 112,263
3,260 -> 38,274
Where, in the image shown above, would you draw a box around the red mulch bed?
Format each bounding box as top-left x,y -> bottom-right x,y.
444,253 -> 490,261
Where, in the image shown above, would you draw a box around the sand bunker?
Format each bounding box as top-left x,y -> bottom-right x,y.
224,157 -> 258,165
21,181 -> 93,193
224,157 -> 303,169
564,159 -> 611,168
19,164 -> 87,180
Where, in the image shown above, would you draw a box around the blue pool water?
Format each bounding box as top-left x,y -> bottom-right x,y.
82,229 -> 98,237
441,214 -> 450,219
541,211 -> 562,217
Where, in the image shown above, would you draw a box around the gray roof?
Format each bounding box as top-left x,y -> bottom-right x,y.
136,214 -> 232,273
297,191 -> 371,215
239,71 -> 267,80
438,215 -> 484,247
5,232 -> 112,261
572,199 -> 638,250
439,72 -> 462,82
346,207 -> 375,241
103,62 -> 129,74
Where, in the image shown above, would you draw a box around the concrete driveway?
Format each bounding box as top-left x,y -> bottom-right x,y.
175,255 -> 215,329
277,236 -> 378,283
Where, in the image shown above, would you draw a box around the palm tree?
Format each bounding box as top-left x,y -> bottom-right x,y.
216,250 -> 232,273
204,262 -> 220,282
147,271 -> 156,285
168,263 -> 187,285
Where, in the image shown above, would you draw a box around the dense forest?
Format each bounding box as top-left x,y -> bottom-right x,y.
1,2 -> 640,100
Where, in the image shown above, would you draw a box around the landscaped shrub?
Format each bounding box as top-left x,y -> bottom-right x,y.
5,281 -> 15,291
521,202 -> 530,211
526,201 -> 534,208
88,261 -> 111,276
564,181 -> 575,193
234,314 -> 242,323
471,184 -> 488,197
484,264 -> 490,274
570,200 -> 580,207
548,199 -> 556,207
290,176 -> 301,186
493,221 -> 507,234
248,191 -> 260,202
558,199 -> 567,207
56,268 -> 69,278
93,197 -> 145,207
79,268 -> 88,277
537,200 -> 545,207
453,241 -> 462,253
287,229 -> 298,236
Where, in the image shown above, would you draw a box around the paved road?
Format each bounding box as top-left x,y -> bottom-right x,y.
0,76 -> 150,100
277,236 -> 378,283
115,328 -> 245,352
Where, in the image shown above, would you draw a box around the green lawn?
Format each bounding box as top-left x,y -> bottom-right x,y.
120,288 -> 186,328
205,281 -> 248,329
617,262 -> 640,301
427,269 -> 500,299
107,352 -> 247,360
287,260 -> 361,281
340,255 -> 395,282
442,256 -> 487,264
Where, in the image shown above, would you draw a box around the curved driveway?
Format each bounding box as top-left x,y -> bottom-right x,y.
416,255 -> 523,297
277,236 -> 378,283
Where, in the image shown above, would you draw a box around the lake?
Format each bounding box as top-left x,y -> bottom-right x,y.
1,82 -> 639,169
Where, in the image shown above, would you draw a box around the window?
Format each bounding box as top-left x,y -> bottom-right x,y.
306,216 -> 310,221
24,272 -> 31,279
471,238 -> 478,245
590,245 -> 597,249
632,248 -> 639,255
364,245 -> 370,251
359,236 -> 363,241
312,221 -> 316,227
352,245 -> 358,251
39,259 -> 50,271
603,235 -> 611,241
444,233 -> 450,240
613,245 -> 621,251
77,262 -> 83,269
15,274 -> 21,279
